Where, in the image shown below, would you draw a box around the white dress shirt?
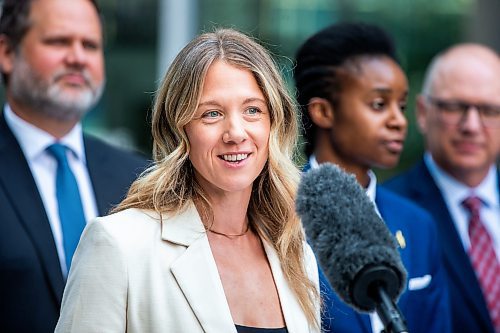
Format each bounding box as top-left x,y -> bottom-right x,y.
424,153 -> 500,259
308,156 -> 384,333
4,105 -> 99,277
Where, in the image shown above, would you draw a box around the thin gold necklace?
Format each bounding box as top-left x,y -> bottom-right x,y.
208,223 -> 250,239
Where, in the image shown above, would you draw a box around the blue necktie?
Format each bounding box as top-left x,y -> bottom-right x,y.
47,143 -> 86,273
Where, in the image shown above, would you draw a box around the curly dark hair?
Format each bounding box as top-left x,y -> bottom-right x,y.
294,22 -> 399,156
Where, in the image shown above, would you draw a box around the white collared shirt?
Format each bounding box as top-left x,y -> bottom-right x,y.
4,105 -> 99,277
308,155 -> 384,333
424,152 -> 500,259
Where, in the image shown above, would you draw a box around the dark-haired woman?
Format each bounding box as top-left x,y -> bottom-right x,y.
294,22 -> 451,333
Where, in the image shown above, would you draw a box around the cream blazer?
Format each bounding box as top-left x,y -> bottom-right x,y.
55,203 -> 320,333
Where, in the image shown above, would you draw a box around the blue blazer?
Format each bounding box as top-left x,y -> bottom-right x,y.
0,111 -> 149,333
318,186 -> 451,333
384,160 -> 498,333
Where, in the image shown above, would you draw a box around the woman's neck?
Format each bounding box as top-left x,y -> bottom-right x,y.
314,149 -> 370,188
202,189 -> 252,235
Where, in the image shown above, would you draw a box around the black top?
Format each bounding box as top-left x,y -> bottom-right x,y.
235,324 -> 288,333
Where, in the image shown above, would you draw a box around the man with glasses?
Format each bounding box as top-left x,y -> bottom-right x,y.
385,43 -> 500,333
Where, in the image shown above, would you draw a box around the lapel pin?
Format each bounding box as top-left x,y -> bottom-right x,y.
395,230 -> 406,249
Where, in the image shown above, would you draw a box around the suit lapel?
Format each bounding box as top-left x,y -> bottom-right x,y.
164,204 -> 237,333
263,241 -> 310,333
163,204 -> 313,332
84,136 -> 116,216
302,162 -> 312,172
412,162 -> 490,324
0,113 -> 64,303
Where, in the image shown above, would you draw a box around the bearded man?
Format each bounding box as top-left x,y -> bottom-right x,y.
0,1 -> 148,332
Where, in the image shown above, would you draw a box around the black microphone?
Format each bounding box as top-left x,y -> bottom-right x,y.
296,163 -> 409,333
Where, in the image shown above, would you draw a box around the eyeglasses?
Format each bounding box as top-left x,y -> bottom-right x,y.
425,96 -> 500,128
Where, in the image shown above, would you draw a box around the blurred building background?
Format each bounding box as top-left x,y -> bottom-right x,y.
2,0 -> 498,180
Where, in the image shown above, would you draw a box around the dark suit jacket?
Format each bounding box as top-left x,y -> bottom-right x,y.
384,159 -> 498,333
319,186 -> 451,333
0,111 -> 149,333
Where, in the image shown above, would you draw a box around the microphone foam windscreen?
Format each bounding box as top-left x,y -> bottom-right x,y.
296,163 -> 407,311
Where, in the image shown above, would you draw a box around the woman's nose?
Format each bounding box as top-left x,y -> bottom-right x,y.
222,116 -> 247,144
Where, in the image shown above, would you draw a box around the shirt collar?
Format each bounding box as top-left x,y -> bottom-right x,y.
424,152 -> 499,208
308,154 -> 320,170
4,104 -> 86,162
365,170 -> 377,203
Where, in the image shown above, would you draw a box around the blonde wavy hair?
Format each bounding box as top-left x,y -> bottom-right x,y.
115,28 -> 318,328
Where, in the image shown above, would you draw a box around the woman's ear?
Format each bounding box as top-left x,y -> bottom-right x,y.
307,97 -> 335,129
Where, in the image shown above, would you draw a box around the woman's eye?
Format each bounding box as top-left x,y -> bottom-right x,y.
203,110 -> 221,118
399,101 -> 408,112
370,99 -> 385,110
246,107 -> 261,115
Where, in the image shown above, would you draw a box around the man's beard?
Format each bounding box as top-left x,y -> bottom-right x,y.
8,55 -> 105,122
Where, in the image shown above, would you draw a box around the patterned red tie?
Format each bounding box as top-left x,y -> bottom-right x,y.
463,196 -> 500,332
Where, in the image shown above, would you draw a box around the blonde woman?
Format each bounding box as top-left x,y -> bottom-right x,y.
55,28 -> 320,333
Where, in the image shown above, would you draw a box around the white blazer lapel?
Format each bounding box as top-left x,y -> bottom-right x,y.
263,241 -> 313,333
163,204 -> 237,333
